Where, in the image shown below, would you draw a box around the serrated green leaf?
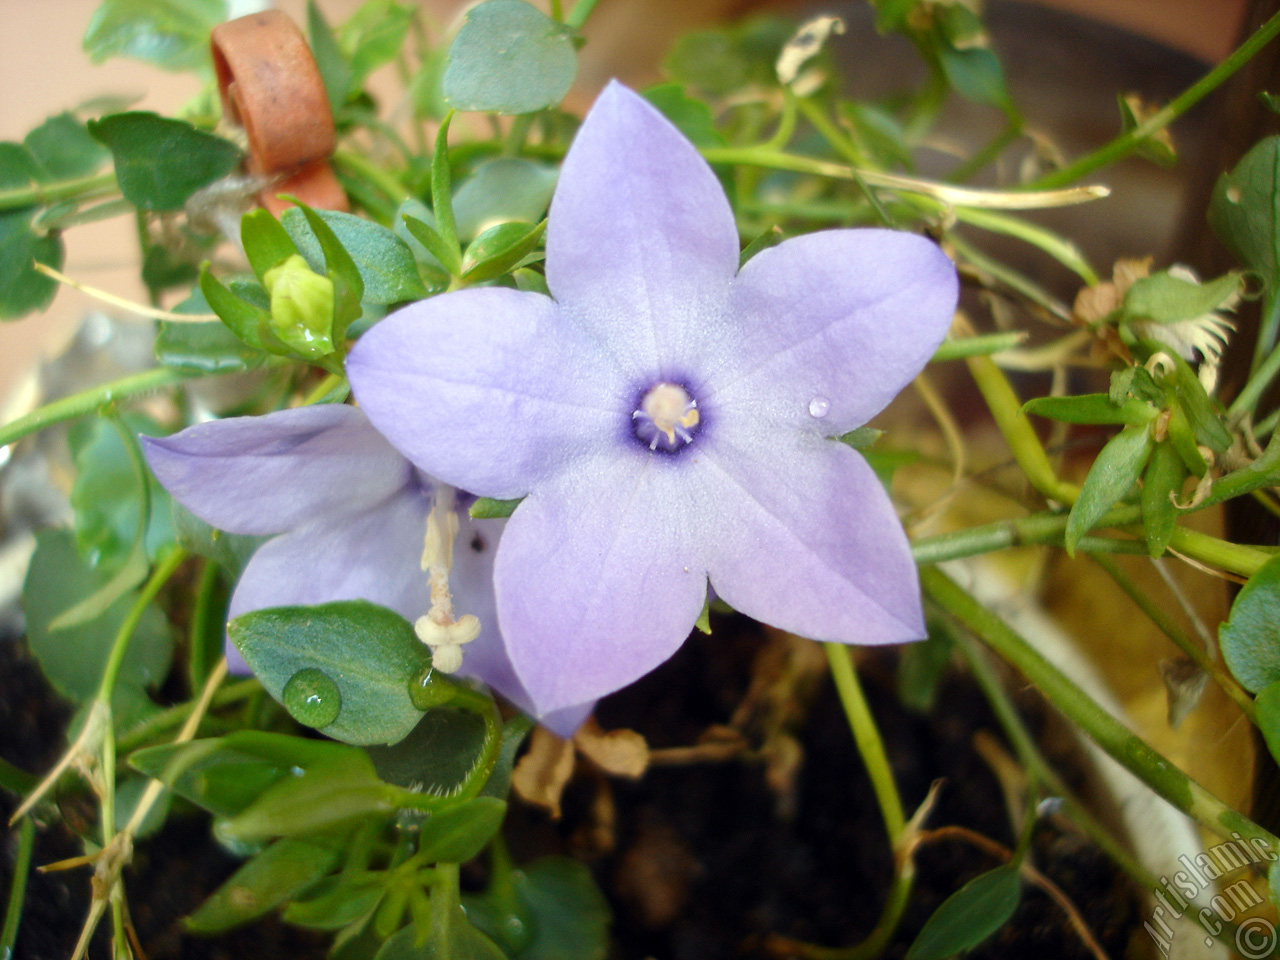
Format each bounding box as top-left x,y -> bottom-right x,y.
1140,441 -> 1185,557
444,0 -> 577,115
1209,135 -> 1280,291
22,530 -> 173,705
186,837 -> 340,933
1122,270 -> 1242,325
281,207 -> 426,304
368,707 -> 488,794
906,864 -> 1020,960
1065,424 -> 1154,554
229,600 -> 431,746
83,0 -> 227,71
24,113 -> 110,180
1221,554 -> 1280,693
418,798 -> 507,864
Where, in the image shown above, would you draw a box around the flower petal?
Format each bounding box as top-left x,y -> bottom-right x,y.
143,405 -> 411,536
348,288 -> 626,499
709,230 -> 957,433
699,434 -> 925,645
545,81 -> 740,378
494,452 -> 709,716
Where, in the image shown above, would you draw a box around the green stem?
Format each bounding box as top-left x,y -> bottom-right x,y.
0,366 -> 215,450
1230,330 -> 1280,417
965,355 -> 1080,503
115,678 -> 259,754
187,561 -> 223,693
564,0 -> 602,29
820,644 -> 911,959
1028,10 -> 1280,189
0,171 -> 117,210
1092,555 -> 1256,722
1253,288 -> 1280,376
909,505 -> 1141,565
0,818 -> 35,958
97,548 -> 188,700
953,633 -> 1157,890
922,566 -> 1279,849
332,150 -> 410,206
1165,526 -> 1271,577
504,115 -> 536,156
931,332 -> 1026,363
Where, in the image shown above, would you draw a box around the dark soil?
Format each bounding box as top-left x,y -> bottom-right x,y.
0,612 -> 1138,960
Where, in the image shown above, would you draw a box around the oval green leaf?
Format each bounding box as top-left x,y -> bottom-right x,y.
1221,554 -> 1280,693
905,864 -> 1021,960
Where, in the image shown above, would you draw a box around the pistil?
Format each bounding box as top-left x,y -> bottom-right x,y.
633,382 -> 700,452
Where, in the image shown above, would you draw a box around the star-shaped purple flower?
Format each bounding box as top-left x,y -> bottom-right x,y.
142,405 -> 589,733
347,82 -> 958,721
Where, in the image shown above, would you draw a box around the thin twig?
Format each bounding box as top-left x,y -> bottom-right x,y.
32,263 -> 217,322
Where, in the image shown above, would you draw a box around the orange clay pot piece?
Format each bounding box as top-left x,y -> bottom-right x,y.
210,10 -> 348,213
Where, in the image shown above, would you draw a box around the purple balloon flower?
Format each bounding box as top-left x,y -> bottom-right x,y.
142,405 -> 589,734
347,82 -> 958,721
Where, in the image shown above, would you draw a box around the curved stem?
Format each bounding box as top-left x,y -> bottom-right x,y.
1028,10 -> 1280,189
922,566 -> 1279,850
0,171 -> 117,210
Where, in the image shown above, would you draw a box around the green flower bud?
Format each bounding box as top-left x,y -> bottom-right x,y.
263,254 -> 335,358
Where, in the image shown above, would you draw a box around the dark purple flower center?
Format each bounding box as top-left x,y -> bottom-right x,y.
632,382 -> 700,452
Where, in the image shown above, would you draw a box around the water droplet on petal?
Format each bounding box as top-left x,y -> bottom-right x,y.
282,668 -> 341,728
808,396 -> 831,418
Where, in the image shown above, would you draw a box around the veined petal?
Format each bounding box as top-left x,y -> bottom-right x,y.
545,81 -> 740,378
699,435 -> 924,645
143,405 -> 411,536
494,451 -> 709,716
709,230 -> 957,434
348,287 -> 625,500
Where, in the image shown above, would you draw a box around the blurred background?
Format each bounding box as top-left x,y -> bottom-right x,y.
0,0 -> 1253,416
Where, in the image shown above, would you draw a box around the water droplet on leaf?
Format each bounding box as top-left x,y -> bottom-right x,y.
282,668 -> 341,728
408,664 -> 458,711
808,396 -> 830,418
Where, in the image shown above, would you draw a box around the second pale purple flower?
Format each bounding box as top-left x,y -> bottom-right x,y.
348,82 -> 959,721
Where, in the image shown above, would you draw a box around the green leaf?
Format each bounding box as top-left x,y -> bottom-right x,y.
186,837 -> 341,933
21,530 -> 173,705
462,220 -> 545,282
418,799 -> 507,864
470,497 -> 522,519
479,714 -> 534,801
199,265 -> 272,352
155,320 -> 266,372
1209,135 -> 1280,291
367,707 -> 488,794
222,755 -> 394,841
376,908 -> 508,960
1023,393 -> 1156,426
1221,554 -> 1280,693
170,500 -> 265,579
939,45 -> 1014,115
838,426 -> 884,450
1121,270 -> 1242,325
228,600 -> 432,746
1140,441 -> 1185,557
83,0 -> 227,71
906,864 -> 1020,960
642,84 -> 725,148
0,209 -> 63,320
453,158 -> 558,241
664,30 -> 750,96
129,740 -> 298,818
89,112 -> 240,211
1254,681 -> 1280,767
896,627 -> 952,714
241,208 -> 299,283
430,112 -> 461,264
0,142 -> 48,189
340,0 -> 415,91
281,207 -> 426,305
308,0 -> 352,110
403,215 -> 461,277
284,879 -> 382,930
24,113 -> 110,180
443,0 -> 577,115
1161,349 -> 1232,455
466,857 -> 610,960
1064,424 -> 1154,554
